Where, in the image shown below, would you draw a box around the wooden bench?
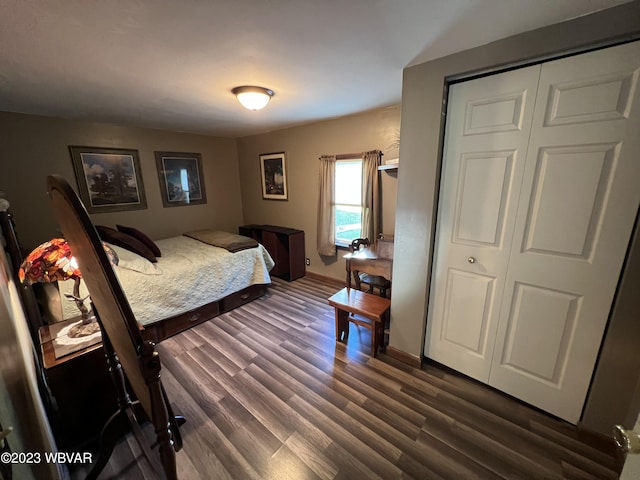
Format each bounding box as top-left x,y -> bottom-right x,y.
328,287 -> 391,357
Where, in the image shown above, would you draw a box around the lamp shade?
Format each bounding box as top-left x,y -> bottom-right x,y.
19,238 -> 80,284
19,238 -> 118,284
19,238 -> 118,331
232,86 -> 274,111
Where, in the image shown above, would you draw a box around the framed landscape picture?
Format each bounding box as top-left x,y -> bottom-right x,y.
260,152 -> 288,200
155,151 -> 207,207
69,146 -> 147,214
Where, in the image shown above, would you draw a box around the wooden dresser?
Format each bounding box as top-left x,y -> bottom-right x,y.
239,224 -> 305,281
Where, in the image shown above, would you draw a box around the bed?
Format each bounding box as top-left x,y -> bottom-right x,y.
1,203 -> 274,344
56,230 -> 275,342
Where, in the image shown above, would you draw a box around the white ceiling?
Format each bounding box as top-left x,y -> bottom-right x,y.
0,0 -> 631,138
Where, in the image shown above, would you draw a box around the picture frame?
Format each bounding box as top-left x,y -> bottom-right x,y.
259,152 -> 288,200
155,151 -> 207,207
69,146 -> 147,214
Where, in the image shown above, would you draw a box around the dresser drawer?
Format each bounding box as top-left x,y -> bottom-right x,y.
143,301 -> 220,342
220,284 -> 266,312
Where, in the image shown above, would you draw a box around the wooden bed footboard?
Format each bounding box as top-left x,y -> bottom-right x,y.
141,283 -> 268,343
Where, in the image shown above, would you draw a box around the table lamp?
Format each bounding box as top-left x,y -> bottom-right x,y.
19,237 -> 117,338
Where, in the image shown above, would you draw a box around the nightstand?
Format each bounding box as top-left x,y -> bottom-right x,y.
39,318 -> 118,448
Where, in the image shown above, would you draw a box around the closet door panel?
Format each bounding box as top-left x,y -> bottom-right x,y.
425,65 -> 541,382
490,41 -> 640,423
440,269 -> 495,355
454,151 -> 514,246
499,282 -> 579,384
522,145 -> 615,258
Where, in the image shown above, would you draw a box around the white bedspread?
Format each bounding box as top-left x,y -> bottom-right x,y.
60,235 -> 274,326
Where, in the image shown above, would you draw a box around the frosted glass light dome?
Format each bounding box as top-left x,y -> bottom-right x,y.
232,86 -> 274,111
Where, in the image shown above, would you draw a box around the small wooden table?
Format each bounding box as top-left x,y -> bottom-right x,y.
343,238 -> 393,291
328,287 -> 391,357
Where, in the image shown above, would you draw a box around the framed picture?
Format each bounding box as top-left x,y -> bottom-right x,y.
260,152 -> 288,200
69,146 -> 147,214
155,151 -> 207,207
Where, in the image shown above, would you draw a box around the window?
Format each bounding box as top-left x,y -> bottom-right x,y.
335,159 -> 362,246
317,150 -> 381,256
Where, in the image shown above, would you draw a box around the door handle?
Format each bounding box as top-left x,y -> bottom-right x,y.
614,425 -> 640,454
468,256 -> 476,264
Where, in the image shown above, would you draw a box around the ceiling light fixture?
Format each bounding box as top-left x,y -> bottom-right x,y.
232,85 -> 274,111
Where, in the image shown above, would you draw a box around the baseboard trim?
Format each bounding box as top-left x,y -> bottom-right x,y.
305,271 -> 345,288
386,346 -> 422,368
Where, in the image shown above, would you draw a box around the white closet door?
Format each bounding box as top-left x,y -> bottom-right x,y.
424,66 -> 541,381
489,41 -> 640,423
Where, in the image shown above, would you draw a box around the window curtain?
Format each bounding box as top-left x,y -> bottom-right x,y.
317,155 -> 336,256
361,150 -> 382,242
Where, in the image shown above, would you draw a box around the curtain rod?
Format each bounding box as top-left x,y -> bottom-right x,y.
319,150 -> 383,160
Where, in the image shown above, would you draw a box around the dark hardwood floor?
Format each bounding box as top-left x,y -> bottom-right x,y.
71,276 -> 624,479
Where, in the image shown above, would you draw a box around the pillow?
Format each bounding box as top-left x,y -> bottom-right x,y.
116,224 -> 161,257
95,225 -> 157,263
106,244 -> 162,275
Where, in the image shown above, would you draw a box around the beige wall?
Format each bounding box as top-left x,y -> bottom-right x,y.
394,1 -> 640,431
236,106 -> 400,281
0,111 -> 242,250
